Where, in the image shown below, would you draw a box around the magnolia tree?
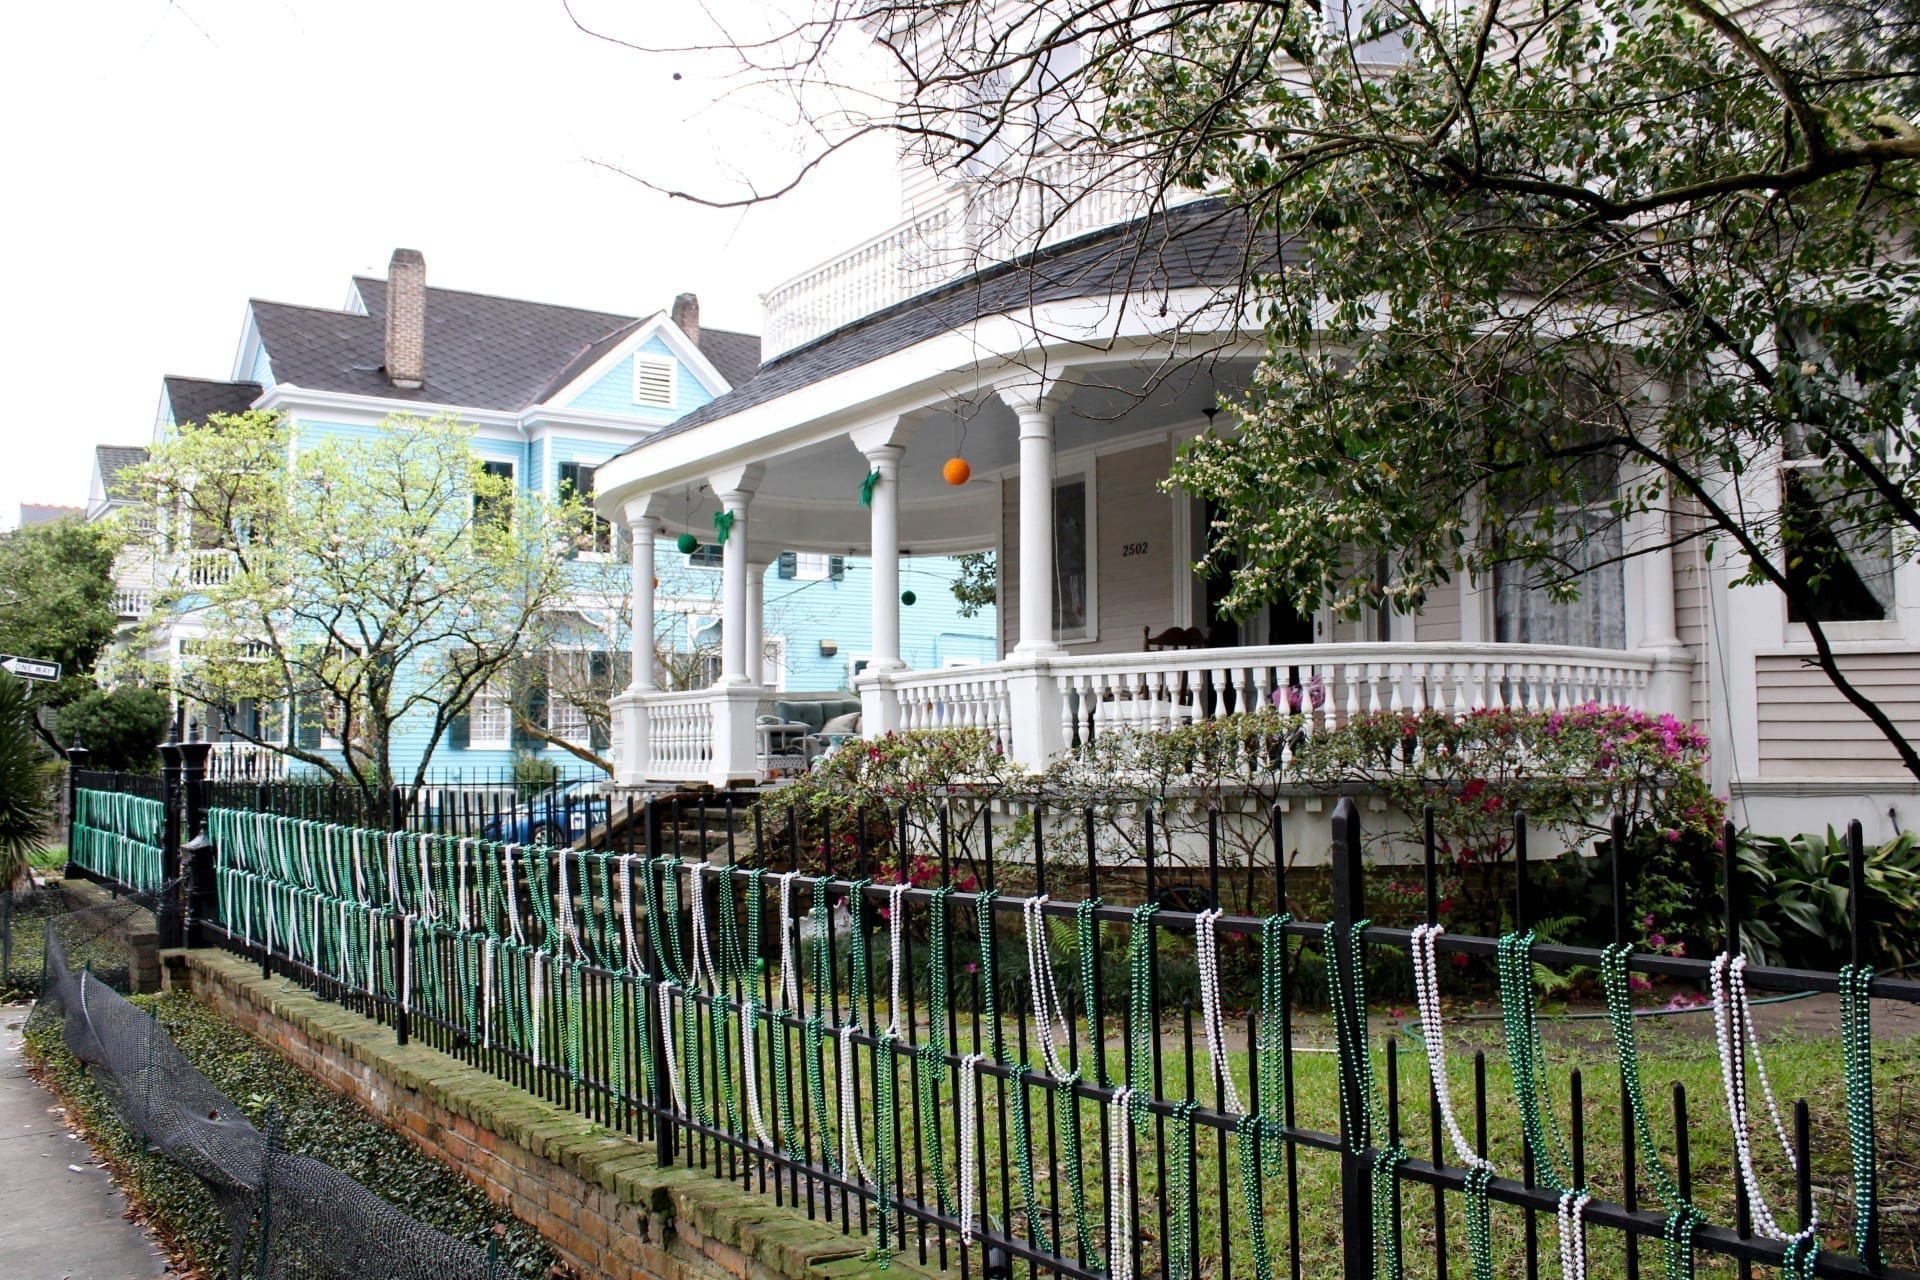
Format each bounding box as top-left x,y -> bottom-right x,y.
590,0 -> 1920,774
129,412 -> 575,799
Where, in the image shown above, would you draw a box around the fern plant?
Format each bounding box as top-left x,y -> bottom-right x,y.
1737,826 -> 1920,970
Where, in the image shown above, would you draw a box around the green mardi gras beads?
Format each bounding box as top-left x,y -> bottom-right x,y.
1601,944 -> 1702,1280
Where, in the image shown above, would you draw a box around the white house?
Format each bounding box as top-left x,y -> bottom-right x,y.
593,107 -> 1920,840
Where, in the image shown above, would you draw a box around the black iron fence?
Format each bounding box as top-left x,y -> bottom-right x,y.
66,747 -> 1920,1280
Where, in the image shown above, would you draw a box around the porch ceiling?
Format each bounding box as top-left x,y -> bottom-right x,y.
646,357 -> 1258,557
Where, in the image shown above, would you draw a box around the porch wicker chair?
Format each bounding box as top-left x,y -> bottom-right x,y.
1136,625 -> 1211,715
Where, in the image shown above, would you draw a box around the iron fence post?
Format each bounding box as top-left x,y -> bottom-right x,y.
645,796 -> 675,1165
179,737 -> 214,948
157,737 -> 185,946
1330,795 -> 1375,1280
63,740 -> 87,880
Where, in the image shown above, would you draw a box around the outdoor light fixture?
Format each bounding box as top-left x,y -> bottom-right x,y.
819,640 -> 838,657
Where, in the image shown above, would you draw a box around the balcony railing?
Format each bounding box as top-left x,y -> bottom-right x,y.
184,549 -> 237,590
760,158 -> 1203,359
207,741 -> 288,781
112,587 -> 153,619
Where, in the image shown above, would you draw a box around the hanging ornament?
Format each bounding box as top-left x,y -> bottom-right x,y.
943,456 -> 971,486
675,532 -> 698,555
712,509 -> 735,545
901,590 -> 917,606
859,470 -> 881,508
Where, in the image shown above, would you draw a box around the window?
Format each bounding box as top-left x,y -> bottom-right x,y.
633,357 -> 677,408
557,462 -> 613,556
1053,473 -> 1091,640
1493,510 -> 1627,649
474,460 -> 514,531
547,652 -> 593,743
469,679 -> 510,749
777,551 -> 833,581
687,543 -> 725,569
1783,469 -> 1895,623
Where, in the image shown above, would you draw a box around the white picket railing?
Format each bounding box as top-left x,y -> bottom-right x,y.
884,665 -> 1015,750
761,206 -> 957,358
112,586 -> 153,618
642,689 -> 715,781
207,742 -> 288,781
1048,643 -> 1659,744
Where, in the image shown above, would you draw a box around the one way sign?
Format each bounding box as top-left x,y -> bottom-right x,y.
0,655 -> 61,683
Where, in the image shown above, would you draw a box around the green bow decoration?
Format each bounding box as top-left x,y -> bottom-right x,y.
859,470 -> 881,508
712,509 -> 736,545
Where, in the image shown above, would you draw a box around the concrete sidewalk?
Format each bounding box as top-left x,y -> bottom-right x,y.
0,1003 -> 173,1280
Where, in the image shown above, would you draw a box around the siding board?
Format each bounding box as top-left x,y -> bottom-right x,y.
1756,650 -> 1920,777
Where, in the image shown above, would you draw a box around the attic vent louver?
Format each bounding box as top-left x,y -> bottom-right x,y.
634,357 -> 676,407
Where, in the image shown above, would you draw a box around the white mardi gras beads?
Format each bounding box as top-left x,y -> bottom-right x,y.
838,1023 -> 873,1181
1411,924 -> 1494,1172
1194,908 -> 1248,1116
657,980 -> 685,1113
688,862 -> 717,990
619,854 -> 643,974
1556,1190 -> 1591,1280
886,882 -> 909,1037
1109,1086 -> 1136,1280
1710,952 -> 1816,1243
740,990 -> 773,1146
778,871 -> 803,1013
1023,895 -> 1073,1078
958,1052 -> 984,1243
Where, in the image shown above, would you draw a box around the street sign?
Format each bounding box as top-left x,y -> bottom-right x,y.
0,655 -> 61,683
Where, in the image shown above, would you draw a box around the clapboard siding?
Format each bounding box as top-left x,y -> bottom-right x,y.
1414,584 -> 1463,642
1757,651 -> 1920,777
1090,444 -> 1174,652
1673,509 -> 1710,729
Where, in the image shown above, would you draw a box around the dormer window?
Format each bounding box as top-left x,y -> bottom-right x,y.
634,357 -> 677,408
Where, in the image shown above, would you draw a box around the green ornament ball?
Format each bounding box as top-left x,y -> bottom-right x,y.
900,590 -> 917,606
676,532 -> 699,555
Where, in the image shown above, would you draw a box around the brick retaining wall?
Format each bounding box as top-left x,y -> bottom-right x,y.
171,949 -> 941,1280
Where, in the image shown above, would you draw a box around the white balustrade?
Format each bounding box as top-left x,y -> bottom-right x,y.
207,742 -> 288,780
640,689 -> 716,781
112,587 -> 152,618
872,666 -> 1014,754
183,549 -> 236,590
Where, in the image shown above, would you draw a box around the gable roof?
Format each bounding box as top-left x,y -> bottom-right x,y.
625,200 -> 1276,451
94,445 -> 148,503
249,277 -> 761,413
18,504 -> 81,527
163,375 -> 262,425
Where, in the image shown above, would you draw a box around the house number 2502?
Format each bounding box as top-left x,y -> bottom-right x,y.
1121,541 -> 1150,557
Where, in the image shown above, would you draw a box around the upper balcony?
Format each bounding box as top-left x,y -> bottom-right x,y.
760,154 -> 1204,360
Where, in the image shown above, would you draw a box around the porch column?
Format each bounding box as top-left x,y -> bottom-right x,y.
1636,500 -> 1693,717
614,505 -> 658,787
745,560 -> 768,687
717,487 -> 754,686
998,380 -> 1070,768
630,516 -> 658,691
865,443 -> 905,672
1000,382 -> 1070,655
708,467 -> 765,786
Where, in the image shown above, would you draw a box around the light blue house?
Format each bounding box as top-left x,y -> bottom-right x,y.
106,249 -> 996,780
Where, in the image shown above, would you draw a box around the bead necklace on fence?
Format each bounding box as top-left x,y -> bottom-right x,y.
1325,918 -> 1406,1280
1007,1058 -> 1052,1254
1412,924 -> 1497,1280
1840,962 -> 1880,1267
1498,931 -> 1586,1280
920,885 -> 956,1215
885,882 -> 908,1038
1108,1084 -> 1136,1280
1022,895 -> 1072,1078
872,1027 -> 901,1270
976,890 -> 1002,1060
1600,944 -> 1704,1280
1194,907 -> 1246,1115
804,875 -> 840,1171
1166,1099 -> 1199,1280
1076,899 -> 1103,1080
689,862 -> 716,990
771,870 -> 806,1162
1126,902 -> 1159,1128
837,877 -> 875,1181
1709,953 -> 1814,1249
739,868 -> 776,1148
1257,913 -> 1292,1172
958,1051 -> 983,1244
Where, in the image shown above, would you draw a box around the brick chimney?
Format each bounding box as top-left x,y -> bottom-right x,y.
671,292 -> 700,347
384,248 -> 426,390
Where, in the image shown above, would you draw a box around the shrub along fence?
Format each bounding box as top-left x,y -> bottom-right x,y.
70,742 -> 1919,1280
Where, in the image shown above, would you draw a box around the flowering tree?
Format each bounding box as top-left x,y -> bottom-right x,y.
130,412 -> 575,801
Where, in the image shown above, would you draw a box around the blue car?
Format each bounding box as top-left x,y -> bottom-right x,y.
481,779 -> 609,846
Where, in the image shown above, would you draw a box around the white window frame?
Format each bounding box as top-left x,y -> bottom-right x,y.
1051,456 -> 1098,644
1778,455 -> 1906,643
633,356 -> 677,408
545,651 -> 593,747
793,552 -> 831,581
686,544 -> 724,571
468,678 -> 511,750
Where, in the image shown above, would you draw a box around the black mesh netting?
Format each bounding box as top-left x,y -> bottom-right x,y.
4,884 -> 148,998
36,925 -> 504,1280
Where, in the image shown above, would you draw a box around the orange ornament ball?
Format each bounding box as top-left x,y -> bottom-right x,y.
943,456 -> 972,486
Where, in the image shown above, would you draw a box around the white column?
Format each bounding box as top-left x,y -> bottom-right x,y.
1637,499 -> 1693,718
745,561 -> 768,687
630,517 -> 658,690
1000,383 -> 1068,656
717,487 -> 753,686
866,443 -> 905,672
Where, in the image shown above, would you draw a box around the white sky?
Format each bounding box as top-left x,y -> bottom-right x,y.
0,0 -> 897,521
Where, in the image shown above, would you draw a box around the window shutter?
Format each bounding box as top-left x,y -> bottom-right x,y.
588,652 -> 611,750
449,704 -> 470,750
777,551 -> 797,579
513,666 -> 548,748
294,691 -> 322,749
829,555 -> 846,581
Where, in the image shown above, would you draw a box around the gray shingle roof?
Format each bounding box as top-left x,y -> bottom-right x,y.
626,200 -> 1276,452
250,278 -> 761,413
163,376 -> 263,425
94,446 -> 148,500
